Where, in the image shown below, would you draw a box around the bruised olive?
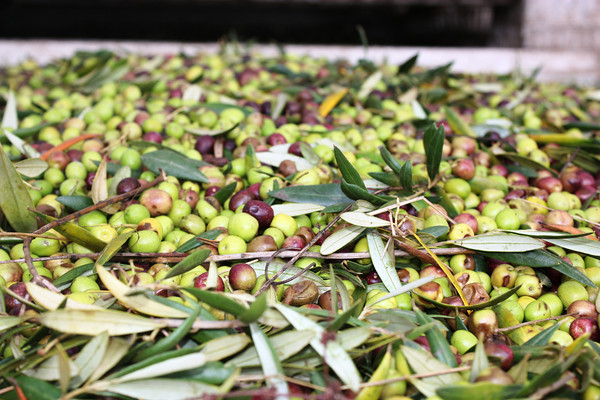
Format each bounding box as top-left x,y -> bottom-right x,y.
318,291 -> 342,310
247,235 -> 278,252
229,263 -> 257,291
282,280 -> 319,306
229,189 -> 256,211
117,177 -> 142,195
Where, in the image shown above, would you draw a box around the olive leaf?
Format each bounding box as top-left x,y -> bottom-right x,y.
401,345 -> 462,397
0,315 -> 24,333
0,143 -> 37,232
320,225 -> 365,255
101,378 -> 221,400
380,145 -> 404,176
4,129 -> 41,158
25,282 -> 101,311
249,261 -> 328,288
38,309 -> 167,336
107,165 -> 132,197
14,157 -> 47,178
443,106 -> 476,137
497,153 -> 556,176
299,142 -> 321,166
470,341 -> 489,382
182,288 -> 247,317
415,309 -> 457,367
454,234 -> 545,252
71,332 -> 109,387
213,182 -> 237,205
225,330 -> 314,367
271,203 -> 325,217
399,53 -> 418,73
141,149 -> 208,183
1,90 -> 18,130
91,158 -> 108,204
163,249 -> 211,279
523,320 -> 563,346
367,231 -> 402,292
334,147 -> 365,189
34,211 -> 108,252
249,323 -> 290,400
357,71 -> 382,101
544,237 -> 600,257
273,304 -> 362,392
88,337 -> 133,383
96,262 -> 189,318
437,383 -> 523,400
319,88 -> 348,117
340,211 -> 389,228
423,123 -> 445,181
175,228 -> 221,253
15,375 -> 62,400
25,353 -> 79,382
112,352 -> 209,383
270,183 -> 352,206
256,151 -> 313,171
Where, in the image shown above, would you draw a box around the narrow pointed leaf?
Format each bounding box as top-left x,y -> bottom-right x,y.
334,147 -> 365,188
141,149 -> 208,182
273,304 -> 362,391
183,287 -> 247,316
96,262 -> 189,318
319,88 -> 348,117
416,309 -> 456,367
299,142 -> 321,166
437,383 -> 523,400
256,151 -> 313,171
544,237 -> 600,257
320,225 -> 365,255
97,231 -> 133,265
56,195 -> 94,211
4,129 -> 40,158
523,320 -> 563,346
34,211 -> 108,252
226,330 -> 314,367
399,53 -> 418,73
0,315 -> 23,333
0,143 -> 37,232
470,341 -> 489,382
250,323 -> 289,400
357,71 -> 382,101
88,337 -> 132,383
104,378 -> 220,400
239,293 -> 268,323
367,231 -> 401,292
454,234 -> 544,252
270,183 -> 352,206
114,352 -> 207,383
175,228 -> 221,253
38,309 -> 166,336
443,106 -> 476,137
401,345 -> 462,396
15,375 -> 62,400
423,123 -> 445,181
164,249 -> 211,279
107,165 -> 132,197
26,282 -> 102,311
1,90 -> 18,130
202,333 -> 251,362
380,145 -> 404,176
272,203 -> 325,217
14,157 -> 47,177
340,211 -> 389,228
91,158 -> 108,204
212,182 -> 237,205
25,354 -> 79,381
71,332 -> 109,387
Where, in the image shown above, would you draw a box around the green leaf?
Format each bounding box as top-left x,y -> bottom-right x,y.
340,179 -> 388,206
88,337 -> 133,383
454,234 -> 544,252
271,203 -> 325,217
113,352 -> 208,383
14,158 -> 47,178
38,309 -> 166,336
401,345 -> 462,397
423,123 -> 445,181
53,262 -> 94,288
239,293 -> 268,323
34,211 -> 108,252
299,142 -> 321,166
97,231 -> 134,265
245,144 -> 261,171
225,330 -> 314,368
320,225 -> 365,255
413,285 -> 521,311
334,147 -> 365,189
340,211 -> 389,228
71,332 -> 109,387
367,231 -> 402,292
249,323 -> 290,399
481,249 -> 595,287
438,188 -> 459,218
502,229 -> 589,239
249,261 -> 328,288
327,301 -> 362,332
270,183 -> 352,206
416,309 -> 457,367
175,229 -> 221,253
0,315 -> 23,333
103,379 -> 220,400
201,102 -> 253,117
273,304 -> 362,392
182,288 -> 247,316
255,150 -> 314,171
1,122 -> 57,143
399,53 -> 418,73
164,249 -> 211,279
443,106 -> 476,137
107,165 -> 132,197
15,375 -> 62,400
357,71 -> 383,101
212,182 -> 237,206
418,225 -> 449,239
0,143 -> 37,232
437,383 -> 523,400
399,160 -> 413,191
498,153 -> 556,176
141,149 -> 208,183
523,320 -> 563,346
470,341 -> 489,382
380,145 -> 404,176
544,237 -> 600,257
6,128 -> 41,158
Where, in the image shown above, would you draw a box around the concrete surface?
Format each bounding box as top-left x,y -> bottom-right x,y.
0,39 -> 598,85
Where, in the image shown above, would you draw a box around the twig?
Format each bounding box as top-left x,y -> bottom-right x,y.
0,247 -> 475,266
496,313 -> 576,332
256,203 -> 353,295
340,365 -> 470,390
22,172 -> 166,292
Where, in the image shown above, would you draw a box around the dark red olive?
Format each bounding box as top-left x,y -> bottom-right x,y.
194,135 -> 216,155
117,177 -> 142,195
243,200 -> 274,229
229,189 -> 256,211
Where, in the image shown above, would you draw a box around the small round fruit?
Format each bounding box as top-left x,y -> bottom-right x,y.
243,200 -> 274,229
218,235 -> 247,255
557,281 -> 589,308
229,263 -> 257,291
128,230 -> 161,253
71,276 -> 100,293
194,272 -> 225,291
495,208 -> 521,230
270,214 -> 297,237
227,213 -> 259,242
450,330 -> 478,354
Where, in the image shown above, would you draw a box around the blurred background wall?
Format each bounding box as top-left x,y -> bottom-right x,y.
1,0 -> 599,83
